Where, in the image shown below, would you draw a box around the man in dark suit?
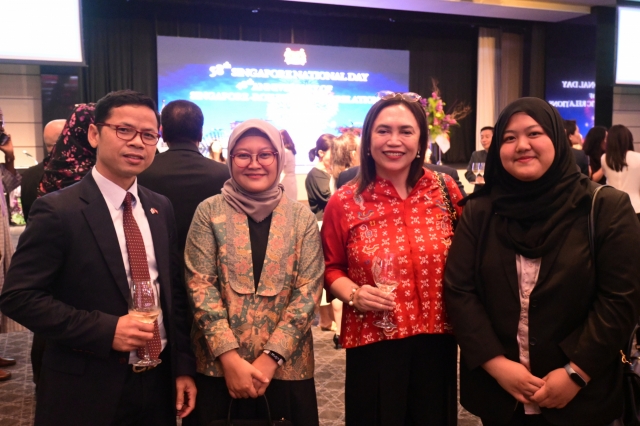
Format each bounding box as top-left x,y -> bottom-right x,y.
337,163 -> 467,197
21,120 -> 65,224
138,100 -> 229,255
0,90 -> 196,426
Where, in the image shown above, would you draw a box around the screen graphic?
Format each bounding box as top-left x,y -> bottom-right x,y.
157,36 -> 409,169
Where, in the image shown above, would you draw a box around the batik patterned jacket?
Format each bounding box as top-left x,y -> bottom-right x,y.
185,195 -> 324,380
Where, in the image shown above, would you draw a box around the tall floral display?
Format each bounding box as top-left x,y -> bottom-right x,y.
420,80 -> 471,163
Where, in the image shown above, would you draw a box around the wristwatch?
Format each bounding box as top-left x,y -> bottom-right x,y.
263,350 -> 284,366
564,363 -> 587,388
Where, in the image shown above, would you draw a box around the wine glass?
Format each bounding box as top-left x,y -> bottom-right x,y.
471,163 -> 481,183
372,252 -> 400,331
476,162 -> 486,185
129,280 -> 162,367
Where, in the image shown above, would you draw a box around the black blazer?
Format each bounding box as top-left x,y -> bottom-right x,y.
336,164 -> 467,197
20,160 -> 45,223
573,148 -> 589,176
0,173 -> 195,426
444,183 -> 640,424
138,143 -> 230,254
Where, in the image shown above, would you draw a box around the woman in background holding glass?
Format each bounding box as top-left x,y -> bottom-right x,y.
322,92 -> 462,425
185,119 -> 323,425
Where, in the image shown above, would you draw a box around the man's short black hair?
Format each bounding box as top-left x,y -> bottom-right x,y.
94,90 -> 159,128
161,100 -> 204,144
480,126 -> 494,133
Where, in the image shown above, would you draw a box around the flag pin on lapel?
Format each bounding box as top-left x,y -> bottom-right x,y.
150,208 -> 158,215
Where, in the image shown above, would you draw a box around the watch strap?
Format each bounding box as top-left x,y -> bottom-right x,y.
263,350 -> 284,366
564,363 -> 587,388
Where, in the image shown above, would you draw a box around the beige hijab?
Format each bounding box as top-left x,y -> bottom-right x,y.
221,119 -> 285,222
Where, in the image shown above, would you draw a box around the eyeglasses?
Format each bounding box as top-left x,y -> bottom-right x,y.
95,123 -> 160,146
377,91 -> 422,102
230,151 -> 278,168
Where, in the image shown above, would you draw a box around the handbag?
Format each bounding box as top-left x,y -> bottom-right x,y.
588,185 -> 640,426
611,324 -> 640,426
208,395 -> 294,426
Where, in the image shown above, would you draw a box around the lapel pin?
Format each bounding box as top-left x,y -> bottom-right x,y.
150,208 -> 158,215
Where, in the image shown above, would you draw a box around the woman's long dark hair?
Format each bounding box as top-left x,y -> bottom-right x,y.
605,125 -> 634,172
308,133 -> 334,161
583,126 -> 607,169
280,129 -> 297,155
356,97 -> 427,194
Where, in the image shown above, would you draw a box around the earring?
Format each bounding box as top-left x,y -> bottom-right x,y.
416,151 -> 421,159
367,151 -> 371,156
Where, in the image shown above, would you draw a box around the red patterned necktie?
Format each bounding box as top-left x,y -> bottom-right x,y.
122,192 -> 162,360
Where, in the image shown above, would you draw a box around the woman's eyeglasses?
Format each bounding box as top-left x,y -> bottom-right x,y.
95,123 -> 160,146
377,91 -> 422,102
230,152 -> 278,168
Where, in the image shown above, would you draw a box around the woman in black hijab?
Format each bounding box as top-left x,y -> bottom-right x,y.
444,97 -> 640,425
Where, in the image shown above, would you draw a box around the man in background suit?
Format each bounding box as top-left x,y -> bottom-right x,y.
138,100 -> 229,255
21,119 -> 65,223
0,90 -> 196,425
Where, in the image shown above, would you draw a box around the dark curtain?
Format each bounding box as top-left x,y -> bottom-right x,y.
78,0 -> 483,163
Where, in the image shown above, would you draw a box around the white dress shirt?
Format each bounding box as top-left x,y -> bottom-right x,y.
91,167 -> 167,363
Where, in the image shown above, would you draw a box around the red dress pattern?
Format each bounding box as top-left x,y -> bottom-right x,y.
321,169 -> 463,349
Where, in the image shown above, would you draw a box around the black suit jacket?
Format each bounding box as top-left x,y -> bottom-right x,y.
336,164 -> 467,197
573,148 -> 590,176
0,173 -> 195,426
444,183 -> 640,424
20,160 -> 46,223
138,143 -> 230,254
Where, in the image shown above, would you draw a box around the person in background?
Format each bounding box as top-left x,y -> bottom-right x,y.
208,139 -> 226,164
0,107 -> 24,381
564,120 -> 589,176
138,99 -> 230,256
322,92 -> 462,425
445,97 -> 640,425
465,126 -> 493,185
38,104 -> 97,197
601,124 -> 640,221
325,132 -> 362,348
0,91 -> 197,425
583,126 -> 607,184
305,133 -> 336,333
279,129 -> 298,201
21,119 -> 66,224
305,133 -> 334,222
185,119 -> 323,425
21,118 -> 66,387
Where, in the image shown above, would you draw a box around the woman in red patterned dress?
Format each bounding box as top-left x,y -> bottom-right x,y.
321,93 -> 463,425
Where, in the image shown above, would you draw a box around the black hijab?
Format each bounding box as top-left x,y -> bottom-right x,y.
472,97 -> 591,258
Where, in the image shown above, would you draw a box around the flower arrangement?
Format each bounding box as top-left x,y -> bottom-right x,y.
337,124 -> 362,137
419,79 -> 472,140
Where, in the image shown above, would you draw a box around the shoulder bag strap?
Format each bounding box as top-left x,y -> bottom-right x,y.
436,172 -> 458,230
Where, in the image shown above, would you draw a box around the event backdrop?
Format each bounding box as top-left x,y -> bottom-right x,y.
157,36 -> 409,169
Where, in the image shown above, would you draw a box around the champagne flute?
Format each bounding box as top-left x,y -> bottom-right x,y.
129,280 -> 162,367
372,252 -> 400,331
472,163 -> 481,183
